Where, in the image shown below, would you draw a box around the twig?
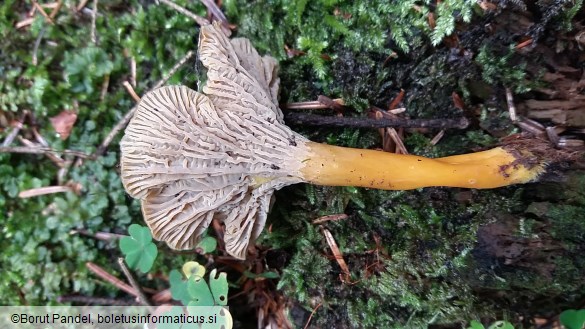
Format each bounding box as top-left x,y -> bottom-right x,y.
320,227 -> 350,282
199,0 -> 231,36
57,295 -> 139,306
118,258 -> 154,310
32,27 -> 46,66
516,116 -> 545,136
123,81 -> 141,102
515,38 -> 533,49
15,17 -> 35,29
285,112 -> 469,129
388,89 -> 405,111
100,74 -> 110,101
1,113 -> 26,147
70,229 -> 125,241
90,0 -> 98,44
312,214 -> 348,225
49,1 -> 63,20
317,95 -> 345,112
130,57 -> 137,87
0,146 -> 91,159
18,137 -> 65,167
86,262 -> 139,297
546,127 -> 560,148
303,303 -> 322,329
505,87 -> 517,122
283,98 -> 344,110
387,127 -> 408,154
76,0 -> 90,12
388,107 -> 406,114
156,0 -> 209,26
430,129 -> 445,145
19,185 -> 75,198
95,50 -> 195,156
32,1 -> 54,24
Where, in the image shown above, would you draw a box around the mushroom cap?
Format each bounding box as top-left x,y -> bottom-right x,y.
120,23 -> 309,259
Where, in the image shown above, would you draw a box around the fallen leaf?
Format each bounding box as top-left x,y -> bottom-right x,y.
50,110 -> 77,140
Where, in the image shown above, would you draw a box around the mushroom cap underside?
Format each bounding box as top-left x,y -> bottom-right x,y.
120,85 -> 307,259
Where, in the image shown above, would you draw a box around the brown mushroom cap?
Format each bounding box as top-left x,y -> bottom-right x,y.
120,23 -> 310,259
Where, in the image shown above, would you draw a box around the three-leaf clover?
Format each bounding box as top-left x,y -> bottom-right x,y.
119,224 -> 158,273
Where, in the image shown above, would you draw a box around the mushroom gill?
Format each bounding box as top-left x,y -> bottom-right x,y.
120,24 -> 312,259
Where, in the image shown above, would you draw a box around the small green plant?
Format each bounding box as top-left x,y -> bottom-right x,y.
560,309 -> 585,329
475,45 -> 530,94
195,236 -> 218,254
119,224 -> 158,273
169,262 -> 229,307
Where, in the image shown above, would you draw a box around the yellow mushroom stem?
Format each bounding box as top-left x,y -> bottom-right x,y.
300,142 -> 545,190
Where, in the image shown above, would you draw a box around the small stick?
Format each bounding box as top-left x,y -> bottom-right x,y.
19,185 -> 73,198
199,0 -> 231,36
285,112 -> 469,129
15,18 -> 35,29
18,136 -> 66,167
90,0 -> 98,44
505,87 -> 517,122
320,227 -> 350,281
130,57 -> 137,87
32,1 -> 54,24
387,128 -> 408,154
49,1 -> 63,20
76,0 -> 90,11
430,129 -> 445,145
515,38 -> 533,49
317,95 -> 345,112
0,146 -> 92,159
86,262 -> 138,297
117,258 -> 154,310
2,113 -> 25,147
32,27 -> 46,66
388,107 -> 406,114
516,116 -> 545,136
95,50 -> 195,156
70,229 -> 125,241
303,303 -> 322,329
388,89 -> 405,111
123,81 -> 141,102
312,214 -> 348,224
99,74 -> 110,101
545,127 -> 560,148
156,0 -> 209,26
283,98 -> 344,110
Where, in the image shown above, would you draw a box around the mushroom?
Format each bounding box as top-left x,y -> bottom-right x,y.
120,23 -> 547,259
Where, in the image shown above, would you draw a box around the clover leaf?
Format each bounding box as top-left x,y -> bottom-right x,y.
209,269 -> 229,306
169,269 -> 191,305
195,236 -> 218,254
182,261 -> 206,279
187,275 -> 215,306
560,309 -> 585,329
119,224 -> 158,273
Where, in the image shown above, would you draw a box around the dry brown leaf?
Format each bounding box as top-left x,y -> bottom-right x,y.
50,110 -> 77,140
